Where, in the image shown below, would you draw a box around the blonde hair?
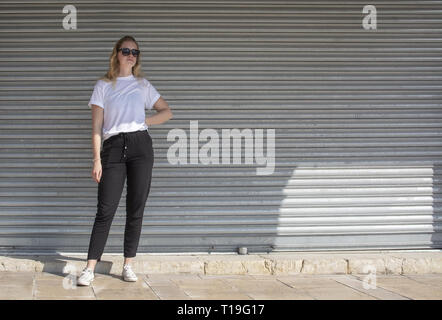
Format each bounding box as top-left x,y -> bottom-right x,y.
99,35 -> 145,89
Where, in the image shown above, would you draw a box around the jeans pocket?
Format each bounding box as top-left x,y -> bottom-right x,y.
103,137 -> 113,147
143,131 -> 152,145
143,132 -> 154,159
102,137 -> 114,152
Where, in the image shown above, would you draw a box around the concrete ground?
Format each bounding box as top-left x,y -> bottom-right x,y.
0,271 -> 441,300
1,251 -> 441,300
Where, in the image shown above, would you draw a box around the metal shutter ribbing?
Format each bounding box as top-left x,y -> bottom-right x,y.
0,0 -> 441,255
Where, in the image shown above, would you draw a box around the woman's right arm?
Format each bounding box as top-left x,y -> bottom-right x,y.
91,105 -> 104,182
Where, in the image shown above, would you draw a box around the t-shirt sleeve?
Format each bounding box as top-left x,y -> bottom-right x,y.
143,78 -> 161,110
88,80 -> 105,109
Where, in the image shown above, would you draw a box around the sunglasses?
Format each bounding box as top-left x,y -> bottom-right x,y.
118,47 -> 140,57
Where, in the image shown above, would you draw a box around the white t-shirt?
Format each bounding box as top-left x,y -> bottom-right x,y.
88,74 -> 161,142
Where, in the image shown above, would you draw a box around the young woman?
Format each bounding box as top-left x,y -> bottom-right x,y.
77,35 -> 173,286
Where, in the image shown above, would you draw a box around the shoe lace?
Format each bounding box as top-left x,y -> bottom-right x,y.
82,268 -> 93,275
123,265 -> 136,276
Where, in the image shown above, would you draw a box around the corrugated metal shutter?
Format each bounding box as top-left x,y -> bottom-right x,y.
0,0 -> 441,254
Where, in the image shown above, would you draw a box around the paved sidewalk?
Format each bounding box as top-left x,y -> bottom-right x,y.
0,271 -> 441,300
1,251 -> 442,275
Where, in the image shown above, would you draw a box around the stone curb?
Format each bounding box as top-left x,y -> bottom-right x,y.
1,252 -> 441,275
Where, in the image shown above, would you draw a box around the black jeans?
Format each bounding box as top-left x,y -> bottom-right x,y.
87,129 -> 154,261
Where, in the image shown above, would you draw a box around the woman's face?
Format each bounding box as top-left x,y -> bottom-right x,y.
117,40 -> 138,69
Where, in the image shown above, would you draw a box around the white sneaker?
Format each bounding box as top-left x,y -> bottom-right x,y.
77,267 -> 95,286
122,264 -> 138,282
